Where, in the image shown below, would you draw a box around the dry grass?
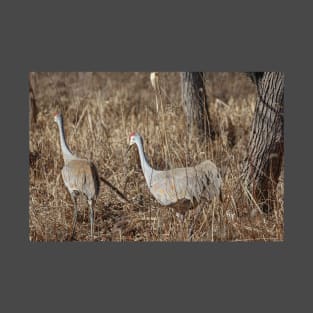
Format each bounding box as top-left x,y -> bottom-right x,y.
29,72 -> 284,242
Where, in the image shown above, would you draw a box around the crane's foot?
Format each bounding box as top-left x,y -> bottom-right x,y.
70,230 -> 76,241
188,225 -> 195,242
188,207 -> 202,241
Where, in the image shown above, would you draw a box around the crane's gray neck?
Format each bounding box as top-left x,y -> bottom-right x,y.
56,117 -> 74,161
136,139 -> 153,186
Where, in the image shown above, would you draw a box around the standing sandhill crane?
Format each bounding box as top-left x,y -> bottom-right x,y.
127,132 -> 222,237
54,112 -> 100,240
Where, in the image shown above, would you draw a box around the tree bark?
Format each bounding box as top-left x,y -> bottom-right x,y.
181,72 -> 214,140
243,72 -> 284,212
29,72 -> 38,126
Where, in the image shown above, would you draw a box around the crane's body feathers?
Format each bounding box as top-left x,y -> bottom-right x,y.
148,160 -> 221,214
61,159 -> 100,200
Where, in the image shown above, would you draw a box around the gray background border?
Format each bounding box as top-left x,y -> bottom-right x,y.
1,0 -> 311,312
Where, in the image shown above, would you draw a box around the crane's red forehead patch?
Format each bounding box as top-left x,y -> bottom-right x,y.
54,112 -> 59,117
129,132 -> 136,139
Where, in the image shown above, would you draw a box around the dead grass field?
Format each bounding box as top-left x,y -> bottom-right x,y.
29,72 -> 284,242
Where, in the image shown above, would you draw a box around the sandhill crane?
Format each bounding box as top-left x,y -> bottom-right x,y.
54,112 -> 99,240
127,132 -> 222,237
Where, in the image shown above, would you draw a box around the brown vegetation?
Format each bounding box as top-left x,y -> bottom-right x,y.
29,72 -> 284,242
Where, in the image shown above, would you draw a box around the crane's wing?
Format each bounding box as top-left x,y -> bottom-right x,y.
149,160 -> 222,206
149,168 -> 201,205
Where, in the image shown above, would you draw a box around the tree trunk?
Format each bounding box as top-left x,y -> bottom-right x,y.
181,72 -> 214,140
29,72 -> 38,126
243,72 -> 284,212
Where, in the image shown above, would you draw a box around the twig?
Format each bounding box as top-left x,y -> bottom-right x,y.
99,176 -> 129,203
99,175 -> 148,211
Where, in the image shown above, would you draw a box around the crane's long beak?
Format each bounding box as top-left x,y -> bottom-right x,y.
126,144 -> 132,155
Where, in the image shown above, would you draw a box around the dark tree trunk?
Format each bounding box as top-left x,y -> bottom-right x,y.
29,72 -> 38,126
243,72 -> 284,212
181,72 -> 214,140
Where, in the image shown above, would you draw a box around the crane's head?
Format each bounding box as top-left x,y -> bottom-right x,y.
129,132 -> 139,145
54,112 -> 62,123
127,132 -> 142,153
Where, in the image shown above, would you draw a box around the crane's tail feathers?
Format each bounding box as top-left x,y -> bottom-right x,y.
99,176 -> 130,203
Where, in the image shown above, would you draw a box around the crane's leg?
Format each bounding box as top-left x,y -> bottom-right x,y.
175,211 -> 186,241
88,199 -> 94,240
71,193 -> 78,240
188,205 -> 202,241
